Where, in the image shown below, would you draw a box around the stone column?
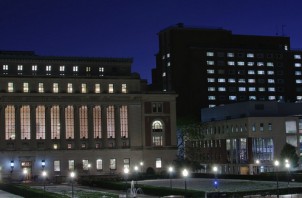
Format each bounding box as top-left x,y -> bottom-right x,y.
115,105 -> 121,148
88,105 -> 94,149
74,105 -> 80,149
30,105 -> 36,149
15,105 -> 21,149
60,105 -> 66,148
101,105 -> 107,148
45,105 -> 51,149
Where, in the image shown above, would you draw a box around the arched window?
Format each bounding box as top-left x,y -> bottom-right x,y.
152,120 -> 163,132
152,120 -> 164,146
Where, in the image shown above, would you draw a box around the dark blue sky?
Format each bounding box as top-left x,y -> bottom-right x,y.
1,0 -> 302,83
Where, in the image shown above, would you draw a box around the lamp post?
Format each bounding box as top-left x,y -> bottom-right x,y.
134,166 -> 139,185
87,163 -> 91,175
41,160 -> 45,170
168,166 -> 174,189
140,161 -> 144,173
285,160 -> 290,195
213,166 -> 218,191
182,169 -> 188,197
42,170 -> 47,192
70,171 -> 75,198
124,167 -> 129,195
274,160 -> 279,198
255,159 -> 260,174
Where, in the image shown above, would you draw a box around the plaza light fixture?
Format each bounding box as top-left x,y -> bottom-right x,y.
274,160 -> 280,198
213,166 -> 218,191
41,160 -> 45,169
168,166 -> 174,189
70,171 -> 76,198
123,167 -> 129,192
10,161 -> 14,173
42,170 -> 47,192
182,169 -> 189,196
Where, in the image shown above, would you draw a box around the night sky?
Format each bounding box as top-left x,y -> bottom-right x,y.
1,0 -> 302,83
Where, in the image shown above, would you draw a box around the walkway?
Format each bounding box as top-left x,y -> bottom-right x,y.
0,190 -> 23,198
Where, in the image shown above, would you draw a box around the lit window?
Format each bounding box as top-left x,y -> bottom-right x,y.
162,72 -> 166,77
260,123 -> 264,132
295,71 -> 302,76
249,87 -> 256,91
96,159 -> 103,170
38,83 -> 44,93
297,96 -> 302,100
206,52 -> 214,56
218,87 -> 226,91
284,45 -> 288,50
268,79 -> 275,83
268,87 -> 275,92
229,96 -> 237,101
23,82 -> 29,93
95,84 -> 101,93
295,63 -> 301,67
247,53 -> 254,58
227,61 -> 235,66
81,83 -> 87,93
296,79 -> 302,84
269,96 -> 276,100
208,96 -> 216,100
82,160 -> 89,170
237,61 -> 245,66
17,65 -> 23,71
207,61 -> 214,65
227,53 -> 234,57
68,160 -> 74,171
267,71 -> 274,75
247,62 -> 254,66
207,69 -> 214,74
218,78 -> 225,83
209,104 -> 216,108
46,65 -> 51,71
248,79 -> 255,83
32,65 -> 37,71
60,66 -> 65,72
294,54 -> 301,59
8,82 -> 14,92
257,62 -> 264,66
248,70 -> 255,75
228,78 -> 236,83
207,78 -> 215,83
267,62 -> 274,67
67,83 -> 73,93
259,87 -> 266,92
238,87 -> 246,92
86,67 -> 91,72
99,67 -> 104,72
238,79 -> 245,83
53,144 -> 58,149
122,84 -> 127,93
208,87 -> 215,91
3,65 -> 8,70
108,84 -> 114,93
152,103 -> 163,113
73,66 -> 78,72
167,62 -> 170,67
257,70 -> 265,75
53,83 -> 59,93
166,53 -> 170,58
110,159 -> 116,170
249,96 -> 256,100
155,158 -> 162,168
54,160 -> 60,171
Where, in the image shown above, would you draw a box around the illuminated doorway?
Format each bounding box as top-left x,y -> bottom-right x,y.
21,161 -> 32,182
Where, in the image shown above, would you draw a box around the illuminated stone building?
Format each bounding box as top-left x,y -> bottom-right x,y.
0,51 -> 177,181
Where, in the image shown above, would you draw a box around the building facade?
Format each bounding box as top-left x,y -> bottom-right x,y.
0,51 -> 177,181
185,101 -> 302,175
152,23 -> 302,120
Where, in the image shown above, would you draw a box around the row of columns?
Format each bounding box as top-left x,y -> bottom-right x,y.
0,104 -> 129,150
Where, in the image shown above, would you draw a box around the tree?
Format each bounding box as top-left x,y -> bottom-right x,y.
280,143 -> 299,167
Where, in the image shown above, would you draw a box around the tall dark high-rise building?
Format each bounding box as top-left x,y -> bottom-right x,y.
152,23 -> 302,120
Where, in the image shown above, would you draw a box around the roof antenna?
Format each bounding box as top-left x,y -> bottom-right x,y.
282,25 -> 286,36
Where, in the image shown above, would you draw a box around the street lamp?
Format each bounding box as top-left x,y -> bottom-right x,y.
285,160 -> 290,195
87,163 -> 91,175
213,166 -> 218,191
42,170 -> 47,192
274,160 -> 280,198
10,161 -> 14,173
255,159 -> 260,174
134,166 -> 139,184
140,161 -> 144,173
70,171 -> 75,198
168,166 -> 174,189
182,169 -> 189,197
124,167 -> 129,194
